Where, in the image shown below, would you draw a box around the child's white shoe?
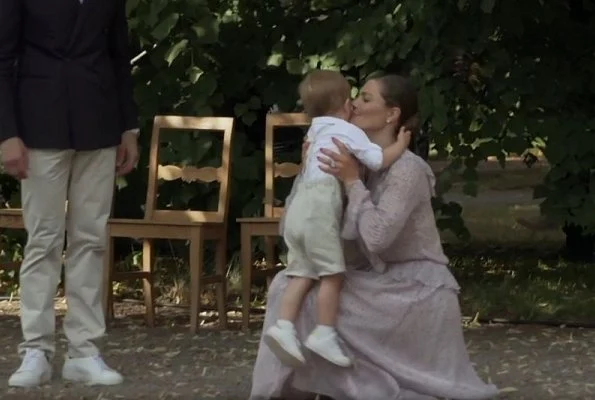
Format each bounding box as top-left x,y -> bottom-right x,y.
264,320 -> 306,368
305,325 -> 352,367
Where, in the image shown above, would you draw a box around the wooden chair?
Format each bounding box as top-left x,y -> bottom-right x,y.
0,207 -> 24,271
103,116 -> 234,334
0,198 -> 66,270
237,112 -> 310,330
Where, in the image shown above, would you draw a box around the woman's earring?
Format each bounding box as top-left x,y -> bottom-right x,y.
386,119 -> 391,124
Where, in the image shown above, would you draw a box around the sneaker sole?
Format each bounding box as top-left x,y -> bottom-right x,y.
62,376 -> 123,386
304,341 -> 352,368
263,333 -> 305,368
62,370 -> 123,386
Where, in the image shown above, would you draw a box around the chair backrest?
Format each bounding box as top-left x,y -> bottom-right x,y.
264,113 -> 311,218
145,116 -> 234,224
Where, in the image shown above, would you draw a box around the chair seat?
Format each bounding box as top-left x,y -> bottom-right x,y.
109,218 -> 223,226
0,209 -> 24,229
236,217 -> 280,223
0,209 -> 23,215
108,218 -> 224,240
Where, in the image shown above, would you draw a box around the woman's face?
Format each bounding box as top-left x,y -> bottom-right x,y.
350,79 -> 399,136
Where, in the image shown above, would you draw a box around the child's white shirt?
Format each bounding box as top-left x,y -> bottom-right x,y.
302,116 -> 384,182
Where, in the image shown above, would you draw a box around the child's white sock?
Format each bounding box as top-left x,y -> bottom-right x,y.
311,324 -> 336,337
277,319 -> 295,331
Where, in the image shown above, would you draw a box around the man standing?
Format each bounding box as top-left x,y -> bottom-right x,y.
0,0 -> 139,387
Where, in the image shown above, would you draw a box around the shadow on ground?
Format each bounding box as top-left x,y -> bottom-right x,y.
1,302 -> 593,399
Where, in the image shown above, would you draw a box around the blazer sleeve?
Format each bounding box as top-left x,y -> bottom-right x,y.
108,0 -> 139,133
0,0 -> 22,142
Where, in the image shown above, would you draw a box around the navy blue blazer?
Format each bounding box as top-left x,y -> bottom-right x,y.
0,0 -> 138,150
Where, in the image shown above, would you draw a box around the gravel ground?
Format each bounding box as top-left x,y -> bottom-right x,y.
1,300 -> 594,399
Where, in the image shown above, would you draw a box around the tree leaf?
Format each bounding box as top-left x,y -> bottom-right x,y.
191,16 -> 220,44
187,66 -> 204,84
151,13 -> 180,40
164,39 -> 188,66
194,73 -> 218,96
267,53 -> 284,67
286,59 -> 305,75
234,103 -> 249,117
242,112 -> 257,126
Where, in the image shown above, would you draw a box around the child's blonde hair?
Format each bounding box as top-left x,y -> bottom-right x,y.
298,70 -> 351,118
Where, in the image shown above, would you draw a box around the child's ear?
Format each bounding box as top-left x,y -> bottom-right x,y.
343,98 -> 352,112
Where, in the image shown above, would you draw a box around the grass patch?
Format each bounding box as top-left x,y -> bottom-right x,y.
444,201 -> 595,324
446,165 -> 549,192
450,244 -> 595,324
443,203 -> 562,244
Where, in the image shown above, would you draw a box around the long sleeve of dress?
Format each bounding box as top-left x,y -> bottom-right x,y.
343,156 -> 425,255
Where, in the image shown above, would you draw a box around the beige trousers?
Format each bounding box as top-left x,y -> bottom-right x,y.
283,178 -> 345,279
18,148 -> 117,359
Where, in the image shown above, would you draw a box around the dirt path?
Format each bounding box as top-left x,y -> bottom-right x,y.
0,301 -> 593,399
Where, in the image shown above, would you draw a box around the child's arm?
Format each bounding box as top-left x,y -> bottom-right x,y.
380,126 -> 412,169
345,125 -> 411,171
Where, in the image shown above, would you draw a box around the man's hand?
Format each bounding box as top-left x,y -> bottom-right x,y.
0,137 -> 29,180
116,131 -> 139,176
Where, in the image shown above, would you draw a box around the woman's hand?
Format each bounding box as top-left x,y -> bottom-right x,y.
318,137 -> 361,186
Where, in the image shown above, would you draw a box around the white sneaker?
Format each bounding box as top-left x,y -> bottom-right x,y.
62,355 -> 123,386
8,348 -> 52,387
305,327 -> 352,367
264,322 -> 306,367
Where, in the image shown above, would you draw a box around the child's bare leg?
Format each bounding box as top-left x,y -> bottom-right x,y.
264,276 -> 314,367
278,276 -> 314,322
304,273 -> 351,367
317,273 -> 343,326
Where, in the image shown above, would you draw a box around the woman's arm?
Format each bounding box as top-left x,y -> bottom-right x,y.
319,138 -> 424,254
344,163 -> 423,254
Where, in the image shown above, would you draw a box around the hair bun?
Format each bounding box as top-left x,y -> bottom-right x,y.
402,112 -> 420,135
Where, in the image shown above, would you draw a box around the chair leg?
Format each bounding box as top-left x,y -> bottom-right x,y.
102,232 -> 114,323
189,229 -> 204,334
214,236 -> 228,329
264,236 -> 276,270
264,236 -> 276,289
241,225 -> 253,331
142,239 -> 156,327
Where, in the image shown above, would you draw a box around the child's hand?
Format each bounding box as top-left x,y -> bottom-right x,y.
396,126 -> 412,148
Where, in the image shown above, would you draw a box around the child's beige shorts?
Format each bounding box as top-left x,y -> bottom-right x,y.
283,178 -> 345,279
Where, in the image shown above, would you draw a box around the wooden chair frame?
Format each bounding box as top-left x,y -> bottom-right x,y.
0,208 -> 24,271
237,112 -> 310,330
103,116 -> 234,333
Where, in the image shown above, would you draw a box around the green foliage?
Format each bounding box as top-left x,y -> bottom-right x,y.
2,0 -> 594,273
118,0 -> 595,260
